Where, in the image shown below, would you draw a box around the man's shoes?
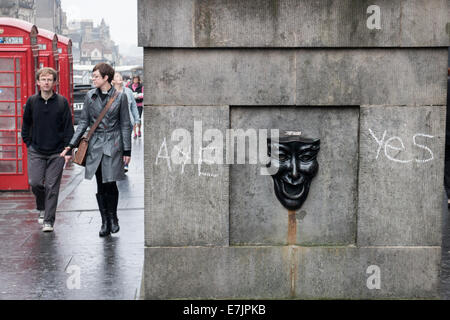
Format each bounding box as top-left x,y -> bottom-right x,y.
38,211 -> 45,224
124,165 -> 128,173
42,223 -> 54,232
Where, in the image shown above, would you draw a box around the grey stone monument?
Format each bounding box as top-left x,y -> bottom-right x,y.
139,0 -> 449,299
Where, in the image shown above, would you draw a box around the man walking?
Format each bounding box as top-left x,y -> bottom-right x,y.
22,67 -> 74,232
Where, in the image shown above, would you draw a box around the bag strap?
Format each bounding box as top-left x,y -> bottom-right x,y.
86,91 -> 119,142
30,93 -> 38,115
57,94 -> 65,110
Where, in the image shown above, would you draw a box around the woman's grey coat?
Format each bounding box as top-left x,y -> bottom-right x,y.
124,86 -> 140,126
70,87 -> 131,183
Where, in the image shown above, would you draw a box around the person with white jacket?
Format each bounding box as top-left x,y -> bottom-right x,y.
112,72 -> 141,172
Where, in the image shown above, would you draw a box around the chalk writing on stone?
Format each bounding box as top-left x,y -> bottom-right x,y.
155,137 -> 172,172
368,129 -> 434,164
154,123 -> 280,176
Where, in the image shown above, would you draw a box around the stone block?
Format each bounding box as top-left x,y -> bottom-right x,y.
358,105 -> 445,246
296,49 -> 447,106
230,106 -> 359,246
144,49 -> 296,106
143,246 -> 292,299
143,246 -> 441,299
399,0 -> 449,47
192,0 -> 296,47
138,0 -> 449,48
138,0 -> 194,47
144,105 -> 230,247
144,49 -> 446,106
295,247 -> 441,299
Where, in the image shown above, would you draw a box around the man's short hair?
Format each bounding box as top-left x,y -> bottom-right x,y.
36,67 -> 57,81
93,62 -> 115,84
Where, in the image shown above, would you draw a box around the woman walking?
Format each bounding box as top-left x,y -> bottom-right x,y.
130,75 -> 143,138
61,63 -> 131,237
112,72 -> 140,172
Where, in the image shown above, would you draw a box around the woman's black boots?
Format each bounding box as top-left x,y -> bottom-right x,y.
105,192 -> 120,234
96,193 -> 111,237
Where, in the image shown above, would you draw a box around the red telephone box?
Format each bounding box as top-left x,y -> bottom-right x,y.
57,34 -> 73,121
36,28 -> 59,92
0,18 -> 38,190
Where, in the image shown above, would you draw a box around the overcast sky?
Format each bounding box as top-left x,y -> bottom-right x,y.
60,0 -> 142,57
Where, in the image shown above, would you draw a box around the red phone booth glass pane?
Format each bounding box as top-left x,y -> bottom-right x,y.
0,87 -> 15,100
0,102 -> 14,115
0,117 -> 15,129
0,73 -> 14,83
0,145 -> 16,158
0,58 -> 14,71
0,56 -> 23,177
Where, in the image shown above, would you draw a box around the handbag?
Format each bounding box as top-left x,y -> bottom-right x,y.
73,91 -> 119,166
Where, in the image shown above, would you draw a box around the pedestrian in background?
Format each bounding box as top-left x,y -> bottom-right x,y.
22,67 -> 74,232
61,63 -> 131,237
125,77 -> 131,88
112,72 -> 140,173
130,75 -> 143,138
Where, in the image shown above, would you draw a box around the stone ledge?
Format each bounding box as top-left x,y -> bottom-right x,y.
143,246 -> 441,299
138,0 -> 449,48
144,49 -> 447,106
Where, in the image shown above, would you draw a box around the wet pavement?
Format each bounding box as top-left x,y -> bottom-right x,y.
0,135 -> 144,300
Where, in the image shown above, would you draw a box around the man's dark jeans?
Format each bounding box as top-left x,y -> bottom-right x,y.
27,146 -> 65,226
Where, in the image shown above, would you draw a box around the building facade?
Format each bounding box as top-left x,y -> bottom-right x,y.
0,1 -> 122,66
34,0 -> 64,34
65,18 -> 120,65
0,0 -> 66,33
0,0 -> 35,22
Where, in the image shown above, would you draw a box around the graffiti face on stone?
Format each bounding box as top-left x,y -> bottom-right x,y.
268,134 -> 320,211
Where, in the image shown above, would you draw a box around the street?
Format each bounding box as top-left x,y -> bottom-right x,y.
0,134 -> 144,299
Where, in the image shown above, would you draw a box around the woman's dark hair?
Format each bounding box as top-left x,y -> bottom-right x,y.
93,62 -> 115,84
133,75 -> 141,83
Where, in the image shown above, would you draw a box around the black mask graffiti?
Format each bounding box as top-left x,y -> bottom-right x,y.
267,133 -> 320,211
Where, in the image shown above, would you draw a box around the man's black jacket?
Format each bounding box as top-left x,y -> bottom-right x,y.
21,92 -> 74,155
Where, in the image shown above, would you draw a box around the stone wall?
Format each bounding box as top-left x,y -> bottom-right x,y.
0,0 -> 35,23
140,0 -> 449,299
138,0 -> 448,48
